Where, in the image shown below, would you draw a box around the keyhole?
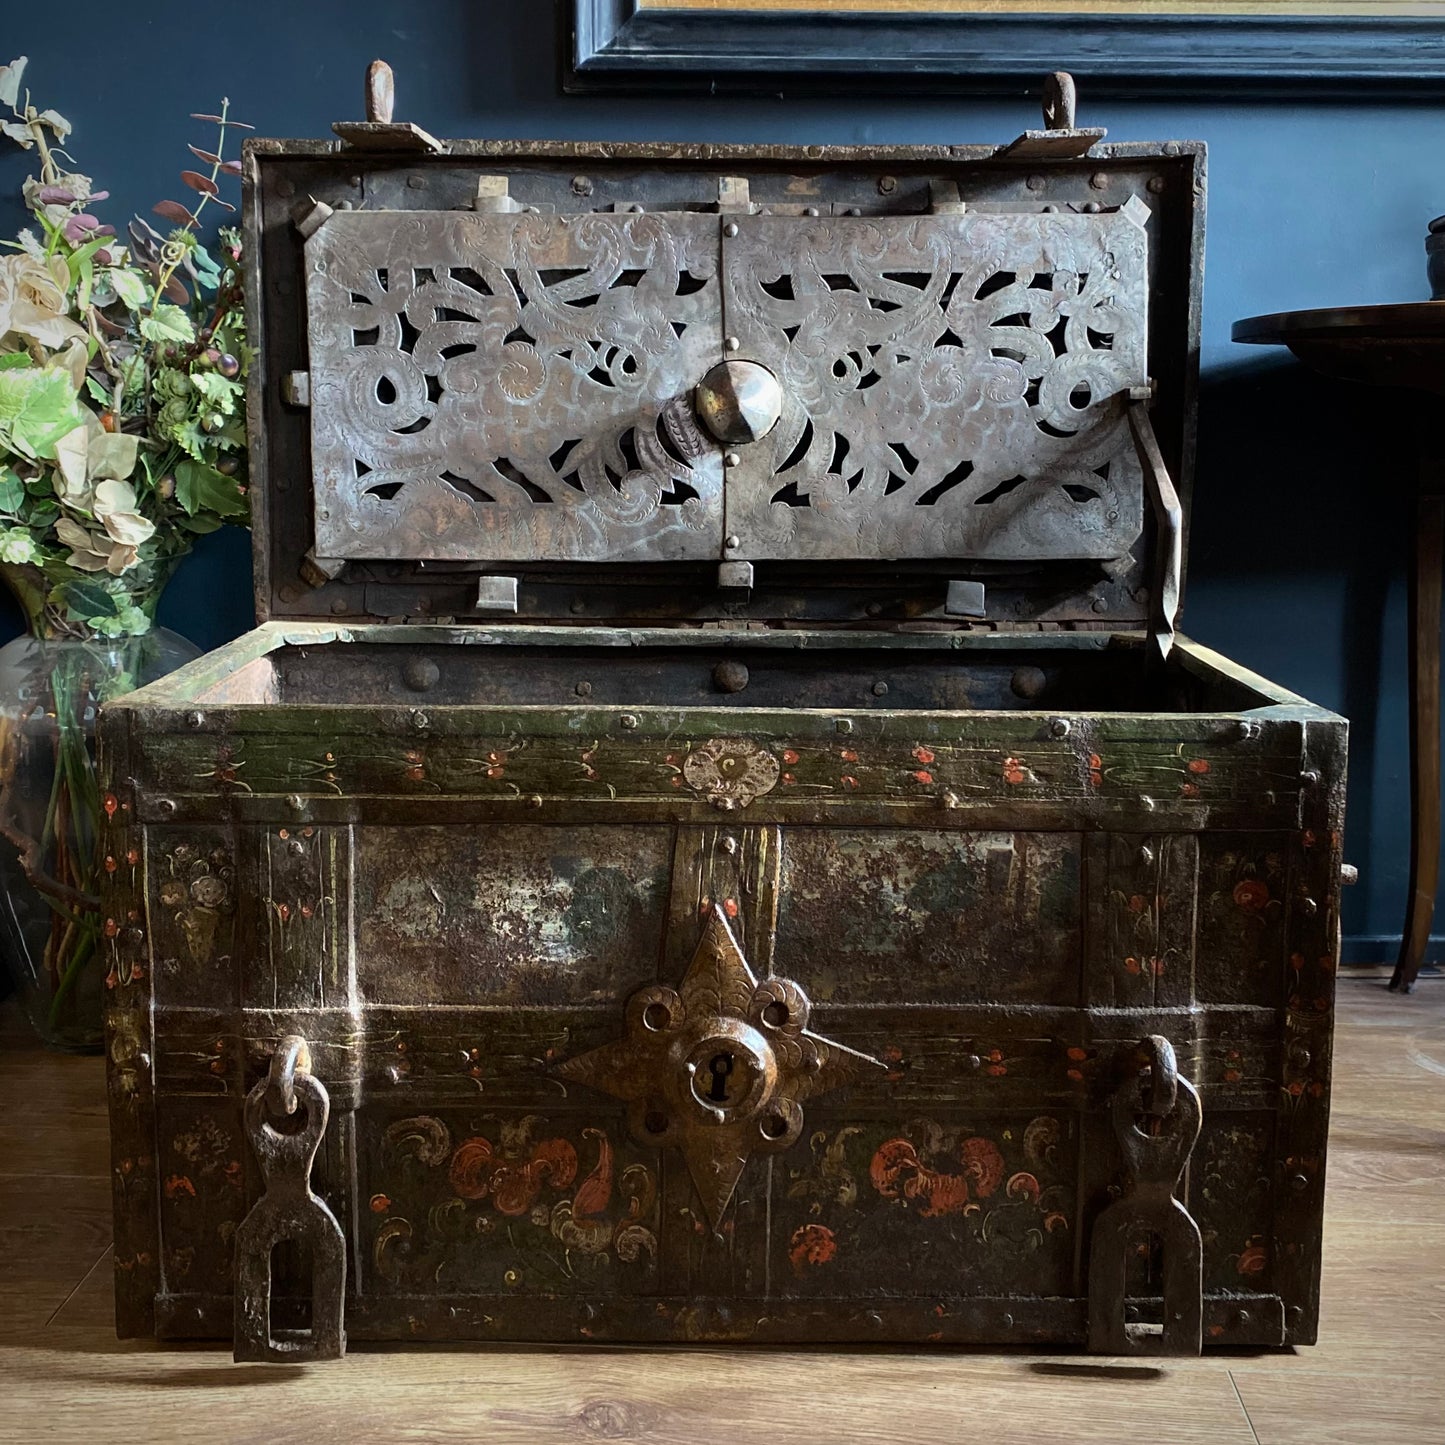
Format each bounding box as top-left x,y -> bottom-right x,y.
706,1051 -> 735,1103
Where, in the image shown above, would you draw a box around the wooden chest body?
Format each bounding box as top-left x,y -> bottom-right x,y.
100,95 -> 1347,1359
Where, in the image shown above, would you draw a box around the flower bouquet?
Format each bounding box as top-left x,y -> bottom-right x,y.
0,55 -> 252,1047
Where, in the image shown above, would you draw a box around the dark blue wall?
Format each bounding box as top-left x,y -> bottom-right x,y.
3,0 -> 1440,960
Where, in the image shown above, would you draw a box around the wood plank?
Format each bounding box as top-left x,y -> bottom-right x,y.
1231,1368 -> 1445,1445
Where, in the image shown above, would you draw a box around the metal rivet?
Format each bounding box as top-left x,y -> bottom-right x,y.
845,207 -> 861,216
1001,1312 -> 1014,1329
872,681 -> 889,697
1090,171 -> 1109,190
721,836 -> 739,855
1148,175 -> 1167,195
1234,720 -> 1258,741
966,1053 -> 981,1071
1041,204 -> 1059,213
277,178 -> 296,199
725,535 -> 741,550
1091,597 -> 1109,613
713,660 -> 750,694
1140,795 -> 1156,812
803,206 -> 820,217
570,598 -> 586,615
1290,1173 -> 1309,1193
403,658 -> 440,693
574,681 -> 593,697
725,336 -> 741,352
286,794 -> 305,813
411,709 -> 429,731
330,598 -> 348,615
1137,844 -> 1155,867
865,601 -> 883,617
406,174 -> 426,190
571,174 -> 593,196
1026,174 -> 1046,192
723,222 -> 739,238
1164,142 -> 1181,157
1301,896 -> 1319,916
1300,769 -> 1320,788
288,839 -> 306,857
619,714 -> 639,730
1082,201 -> 1102,214
835,718 -> 853,735
878,175 -> 897,194
158,798 -> 176,816
1237,1308 -> 1252,1325
940,790 -> 961,809
185,710 -> 205,729
724,451 -> 741,468
529,794 -> 544,809
1010,666 -> 1047,701
1049,718 -> 1071,738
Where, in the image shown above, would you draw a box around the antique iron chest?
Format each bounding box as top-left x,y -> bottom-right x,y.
100,68 -> 1348,1361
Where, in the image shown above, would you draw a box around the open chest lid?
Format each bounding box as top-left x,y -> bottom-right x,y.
243,67 -> 1203,641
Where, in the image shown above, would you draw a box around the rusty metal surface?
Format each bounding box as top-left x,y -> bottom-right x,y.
306,210 -> 723,562
722,204 -> 1150,562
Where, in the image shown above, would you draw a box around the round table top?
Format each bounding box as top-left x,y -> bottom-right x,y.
1233,301 -> 1445,346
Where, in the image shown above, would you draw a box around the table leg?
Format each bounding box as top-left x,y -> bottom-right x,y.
1392,475 -> 1445,993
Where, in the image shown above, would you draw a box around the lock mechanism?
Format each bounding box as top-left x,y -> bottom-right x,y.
694,360 -> 784,447
555,907 -> 883,1228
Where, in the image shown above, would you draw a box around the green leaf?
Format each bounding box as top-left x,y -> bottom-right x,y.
191,371 -> 241,411
84,375 -> 112,407
138,305 -> 195,346
107,267 -> 149,310
178,512 -> 223,534
0,352 -> 32,372
0,367 -> 87,461
0,469 -> 24,512
174,458 -> 246,518
61,577 -> 119,620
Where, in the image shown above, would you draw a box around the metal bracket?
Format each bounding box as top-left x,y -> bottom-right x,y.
281,371 -> 311,409
715,176 -> 752,214
473,176 -> 524,215
234,1035 -> 347,1362
300,549 -> 346,588
1088,1035 -> 1203,1356
929,181 -> 967,216
333,58 -> 446,154
1127,399 -> 1182,664
944,579 -> 987,618
474,575 -> 520,613
993,71 -> 1107,162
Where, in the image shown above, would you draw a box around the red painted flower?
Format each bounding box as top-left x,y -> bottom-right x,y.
370,1193 -> 392,1214
1006,1171 -> 1041,1204
1003,758 -> 1027,785
449,1136 -> 497,1200
1237,1241 -> 1268,1276
789,1223 -> 838,1274
959,1137 -> 1005,1198
1233,879 -> 1270,913
163,1174 -> 196,1199
1187,758 -> 1210,775
912,746 -> 935,765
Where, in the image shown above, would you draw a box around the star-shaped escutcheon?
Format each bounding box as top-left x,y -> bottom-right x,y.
554,907 -> 884,1229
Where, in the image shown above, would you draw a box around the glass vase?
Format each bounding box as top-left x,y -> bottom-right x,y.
0,561 -> 200,1050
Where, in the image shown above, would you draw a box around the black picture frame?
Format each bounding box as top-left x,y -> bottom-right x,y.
566,0 -> 1445,99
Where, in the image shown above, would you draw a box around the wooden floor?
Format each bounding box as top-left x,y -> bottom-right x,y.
1,976 -> 1442,1445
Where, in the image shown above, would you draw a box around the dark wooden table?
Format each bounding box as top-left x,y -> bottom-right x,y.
1235,303 -> 1445,993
